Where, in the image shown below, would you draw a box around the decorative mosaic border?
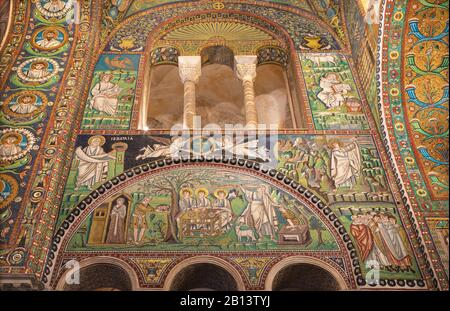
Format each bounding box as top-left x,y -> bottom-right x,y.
0,0 -> 440,291
44,156 -> 427,289
376,0 -> 447,290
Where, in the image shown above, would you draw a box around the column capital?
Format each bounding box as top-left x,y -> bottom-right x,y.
234,55 -> 257,82
178,56 -> 202,84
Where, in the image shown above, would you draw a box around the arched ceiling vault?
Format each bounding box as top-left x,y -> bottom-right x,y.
101,0 -> 349,52
163,22 -> 273,41
152,19 -> 286,56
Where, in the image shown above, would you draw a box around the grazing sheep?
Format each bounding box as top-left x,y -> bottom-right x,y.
235,225 -> 257,242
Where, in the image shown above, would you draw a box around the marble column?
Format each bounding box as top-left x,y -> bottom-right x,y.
178,56 -> 202,129
235,55 -> 258,128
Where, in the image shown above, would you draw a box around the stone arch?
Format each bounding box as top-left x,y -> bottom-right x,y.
163,256 -> 246,291
265,256 -> 350,290
43,157 -> 358,288
200,45 -> 236,69
73,4 -> 341,131
84,3 -> 345,130
54,256 -> 140,291
149,46 -> 180,66
150,17 -> 288,56
129,9 -> 314,129
136,10 -> 297,130
257,46 -> 289,67
102,1 -> 345,52
253,46 -> 295,127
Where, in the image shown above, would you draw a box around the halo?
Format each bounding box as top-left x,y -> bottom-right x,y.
88,135 -> 106,146
324,72 -> 339,80
31,61 -> 49,70
99,72 -> 114,80
327,139 -> 342,148
0,174 -> 19,210
17,57 -> 59,83
31,26 -> 67,51
195,187 -> 209,197
0,128 -> 35,163
179,188 -> 194,197
36,0 -> 73,19
3,91 -> 47,119
0,132 -> 22,145
115,196 -> 126,202
214,188 -> 228,198
17,94 -> 37,104
42,28 -> 58,37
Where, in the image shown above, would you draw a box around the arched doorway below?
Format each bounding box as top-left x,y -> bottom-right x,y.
63,263 -> 133,291
170,263 -> 238,291
272,263 -> 340,291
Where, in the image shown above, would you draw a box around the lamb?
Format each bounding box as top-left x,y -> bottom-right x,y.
235,225 -> 257,242
304,55 -> 336,67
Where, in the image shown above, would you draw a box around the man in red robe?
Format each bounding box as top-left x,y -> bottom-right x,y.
350,214 -> 373,262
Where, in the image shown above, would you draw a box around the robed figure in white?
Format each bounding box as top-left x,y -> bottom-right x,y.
74,137 -> 115,190
43,0 -> 67,13
89,73 -> 122,115
317,73 -> 351,109
26,62 -> 51,79
378,216 -> 413,269
0,136 -> 22,157
239,184 -> 280,241
10,96 -> 38,114
36,31 -> 61,49
330,139 -> 361,190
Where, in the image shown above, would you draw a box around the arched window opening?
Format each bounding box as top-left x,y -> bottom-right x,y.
201,45 -> 235,69
170,263 -> 238,291
63,263 -> 133,291
272,263 -> 340,291
286,63 -> 305,128
255,64 -> 293,128
146,64 -> 184,129
142,50 -> 301,130
196,46 -> 245,126
139,20 -> 308,130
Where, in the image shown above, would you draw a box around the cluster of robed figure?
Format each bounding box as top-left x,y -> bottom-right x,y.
350,211 -> 415,273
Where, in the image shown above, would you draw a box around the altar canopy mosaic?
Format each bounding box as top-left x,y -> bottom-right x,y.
0,0 -> 447,291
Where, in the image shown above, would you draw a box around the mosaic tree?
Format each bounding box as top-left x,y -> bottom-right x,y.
309,215 -> 326,246
140,170 -> 214,243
